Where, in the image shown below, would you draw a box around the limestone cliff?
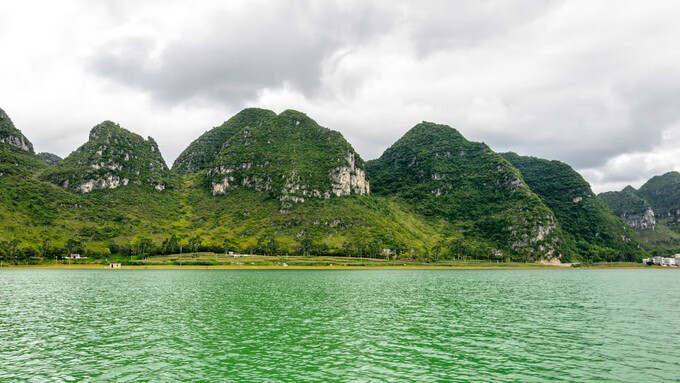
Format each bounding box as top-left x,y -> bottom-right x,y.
0,107 -> 34,153
368,122 -> 563,261
600,186 -> 656,230
41,121 -> 176,193
176,108 -> 369,207
503,153 -> 640,262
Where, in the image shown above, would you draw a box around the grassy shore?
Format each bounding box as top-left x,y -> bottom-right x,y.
0,253 -> 652,270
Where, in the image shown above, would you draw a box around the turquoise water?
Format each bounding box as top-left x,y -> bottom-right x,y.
0,269 -> 679,382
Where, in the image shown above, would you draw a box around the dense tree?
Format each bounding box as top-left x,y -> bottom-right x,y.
162,234 -> 181,255
222,237 -> 238,253
187,235 -> 203,253
131,236 -> 154,257
66,238 -> 84,256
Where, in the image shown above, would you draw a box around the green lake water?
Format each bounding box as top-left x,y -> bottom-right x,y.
1,269 -> 679,382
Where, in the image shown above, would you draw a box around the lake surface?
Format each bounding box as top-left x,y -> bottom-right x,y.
1,269 -> 679,382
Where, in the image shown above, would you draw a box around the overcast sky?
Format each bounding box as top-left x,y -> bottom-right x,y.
1,0 -> 679,193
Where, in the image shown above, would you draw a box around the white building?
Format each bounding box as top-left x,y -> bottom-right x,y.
649,256 -> 679,267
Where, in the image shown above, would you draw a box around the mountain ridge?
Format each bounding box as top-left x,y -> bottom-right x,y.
0,106 -> 649,262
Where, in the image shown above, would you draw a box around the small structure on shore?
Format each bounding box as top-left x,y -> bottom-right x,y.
109,263 -> 122,269
643,256 -> 680,267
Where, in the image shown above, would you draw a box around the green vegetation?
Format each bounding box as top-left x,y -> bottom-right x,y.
502,153 -> 640,262
638,171 -> 680,218
40,121 -> 177,192
0,107 -> 34,153
173,108 -> 277,174
599,186 -> 650,218
0,107 -> 651,265
367,122 -> 563,261
599,173 -> 680,255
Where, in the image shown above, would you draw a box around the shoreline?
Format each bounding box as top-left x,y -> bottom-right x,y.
0,262 -> 654,270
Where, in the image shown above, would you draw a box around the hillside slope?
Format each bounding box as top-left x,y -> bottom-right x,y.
0,109 -> 442,259
367,122 -> 563,261
503,153 -> 640,261
601,178 -> 680,255
0,107 -> 33,153
173,108 -> 277,175
637,172 -> 680,223
40,121 -> 177,193
599,186 -> 656,229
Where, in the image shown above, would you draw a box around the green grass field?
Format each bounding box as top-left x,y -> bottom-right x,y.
2,253 -> 652,270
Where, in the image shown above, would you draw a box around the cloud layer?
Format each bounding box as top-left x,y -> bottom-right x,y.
1,0 -> 679,192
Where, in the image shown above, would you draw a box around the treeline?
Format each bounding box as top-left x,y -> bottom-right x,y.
0,234 -> 522,264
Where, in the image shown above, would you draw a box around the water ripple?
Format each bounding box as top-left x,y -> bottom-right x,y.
0,269 -> 679,382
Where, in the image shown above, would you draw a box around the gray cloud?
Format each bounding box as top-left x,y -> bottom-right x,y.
89,1 -> 396,104
405,0 -> 560,54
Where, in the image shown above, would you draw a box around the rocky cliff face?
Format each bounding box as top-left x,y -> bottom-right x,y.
176,108 -> 369,207
636,172 -> 680,224
600,186 -> 657,230
0,107 -> 34,153
41,121 -> 175,193
368,122 -> 562,261
503,153 -> 640,261
621,208 -> 656,229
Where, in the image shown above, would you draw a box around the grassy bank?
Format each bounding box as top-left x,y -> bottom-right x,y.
0,253 -> 652,270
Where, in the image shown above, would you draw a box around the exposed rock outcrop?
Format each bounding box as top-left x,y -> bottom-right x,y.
368,122 -> 563,261
194,109 -> 369,205
0,107 -> 34,153
41,121 -> 175,193
330,153 -> 369,197
621,207 -> 656,229
600,185 -> 656,230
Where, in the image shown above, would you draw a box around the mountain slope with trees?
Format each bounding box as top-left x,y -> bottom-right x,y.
0,107 -> 651,263
502,153 -> 639,262
367,122 -> 564,261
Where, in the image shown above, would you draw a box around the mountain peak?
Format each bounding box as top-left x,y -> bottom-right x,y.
173,108 -> 369,207
37,152 -> 62,164
622,185 -> 636,193
206,109 -> 369,205
408,121 -> 464,138
0,107 -> 34,153
41,122 -> 174,193
368,121 -> 562,261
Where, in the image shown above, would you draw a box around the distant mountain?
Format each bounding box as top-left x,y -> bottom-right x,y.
0,107 -> 33,153
599,174 -> 680,255
599,186 -> 655,230
367,122 -> 563,261
41,121 -> 176,193
503,153 -> 640,261
637,172 -> 680,223
37,152 -> 62,164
